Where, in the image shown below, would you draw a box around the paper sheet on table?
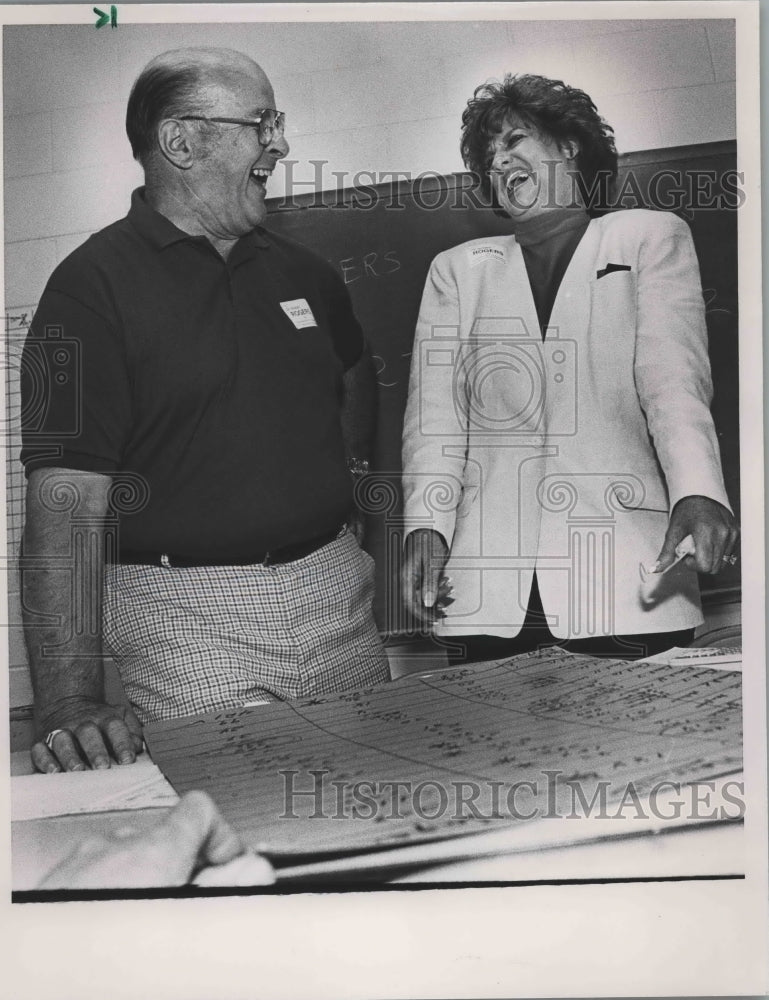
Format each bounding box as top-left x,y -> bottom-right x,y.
11,754 -> 179,821
655,645 -> 742,668
145,648 -> 742,857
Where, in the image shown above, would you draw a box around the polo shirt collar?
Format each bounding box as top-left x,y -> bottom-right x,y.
127,187 -> 270,252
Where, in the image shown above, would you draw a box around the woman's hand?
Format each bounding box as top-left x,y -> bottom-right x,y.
401,529 -> 453,627
655,495 -> 739,575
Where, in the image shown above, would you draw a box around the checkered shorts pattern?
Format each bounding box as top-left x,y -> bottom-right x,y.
103,529 -> 390,723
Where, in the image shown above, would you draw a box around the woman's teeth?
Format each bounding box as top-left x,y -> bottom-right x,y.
506,172 -> 529,197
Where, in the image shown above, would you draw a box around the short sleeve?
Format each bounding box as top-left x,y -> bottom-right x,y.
20,286 -> 132,476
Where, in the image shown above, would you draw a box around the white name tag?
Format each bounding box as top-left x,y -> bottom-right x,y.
280,298 -> 317,329
470,244 -> 505,267
469,245 -> 506,266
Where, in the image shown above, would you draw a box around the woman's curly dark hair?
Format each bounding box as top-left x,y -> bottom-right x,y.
461,73 -> 618,215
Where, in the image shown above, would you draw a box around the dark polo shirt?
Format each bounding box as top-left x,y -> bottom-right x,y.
21,189 -> 362,559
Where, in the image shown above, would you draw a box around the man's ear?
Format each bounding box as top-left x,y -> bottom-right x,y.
157,118 -> 195,169
561,138 -> 580,161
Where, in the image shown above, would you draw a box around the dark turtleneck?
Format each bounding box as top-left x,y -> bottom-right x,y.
513,207 -> 591,338
510,208 -> 592,628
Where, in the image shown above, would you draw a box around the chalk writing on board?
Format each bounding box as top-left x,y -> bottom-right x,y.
372,354 -> 396,388
702,287 -> 733,321
340,250 -> 401,284
372,350 -> 413,389
146,648 -> 742,855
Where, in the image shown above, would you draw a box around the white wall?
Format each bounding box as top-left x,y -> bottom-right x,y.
4,18 -> 736,304
3,17 -> 736,702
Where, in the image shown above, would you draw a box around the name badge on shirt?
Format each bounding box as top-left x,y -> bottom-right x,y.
468,245 -> 506,266
280,298 -> 317,329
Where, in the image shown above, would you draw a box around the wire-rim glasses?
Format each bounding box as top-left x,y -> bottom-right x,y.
179,110 -> 286,146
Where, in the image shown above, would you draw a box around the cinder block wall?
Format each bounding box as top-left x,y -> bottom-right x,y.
4,18 -> 736,704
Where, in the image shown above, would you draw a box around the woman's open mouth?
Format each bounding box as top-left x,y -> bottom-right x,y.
505,170 -> 531,200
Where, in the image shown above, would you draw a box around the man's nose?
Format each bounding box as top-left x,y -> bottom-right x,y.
269,133 -> 290,159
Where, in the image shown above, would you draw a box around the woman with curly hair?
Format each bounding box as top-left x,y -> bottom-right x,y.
401,74 -> 737,663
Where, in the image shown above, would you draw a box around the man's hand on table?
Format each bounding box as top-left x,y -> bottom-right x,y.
36,790 -> 274,890
31,697 -> 144,773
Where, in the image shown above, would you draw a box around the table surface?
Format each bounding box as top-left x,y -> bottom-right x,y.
10,649 -> 745,892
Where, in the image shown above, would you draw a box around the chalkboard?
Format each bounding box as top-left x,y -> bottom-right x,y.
264,141 -> 740,630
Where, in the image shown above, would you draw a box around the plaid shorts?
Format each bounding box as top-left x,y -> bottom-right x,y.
103,529 -> 390,722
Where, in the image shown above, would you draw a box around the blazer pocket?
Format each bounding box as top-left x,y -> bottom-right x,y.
590,268 -> 637,318
596,263 -> 632,279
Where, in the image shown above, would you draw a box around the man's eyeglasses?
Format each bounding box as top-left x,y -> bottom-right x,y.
179,110 -> 286,146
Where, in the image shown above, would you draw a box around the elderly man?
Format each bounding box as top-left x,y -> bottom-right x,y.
21,48 -> 389,773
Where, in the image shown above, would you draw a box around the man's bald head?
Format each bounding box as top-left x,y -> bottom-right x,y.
126,47 -> 271,168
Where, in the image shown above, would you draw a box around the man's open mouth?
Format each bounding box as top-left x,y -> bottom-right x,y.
251,167 -> 272,188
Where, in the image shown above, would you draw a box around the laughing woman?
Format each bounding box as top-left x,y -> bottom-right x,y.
401,74 -> 738,663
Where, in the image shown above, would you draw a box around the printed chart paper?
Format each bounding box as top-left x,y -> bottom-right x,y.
145,649 -> 742,856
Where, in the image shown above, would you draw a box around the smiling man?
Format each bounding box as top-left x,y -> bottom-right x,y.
20,48 -> 389,772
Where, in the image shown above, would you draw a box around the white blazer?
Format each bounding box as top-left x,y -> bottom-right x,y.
402,210 -> 732,638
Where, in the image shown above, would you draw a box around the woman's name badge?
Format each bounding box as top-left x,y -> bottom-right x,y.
469,245 -> 506,266
281,299 -> 317,329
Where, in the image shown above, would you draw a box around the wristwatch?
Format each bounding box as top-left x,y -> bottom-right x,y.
347,457 -> 370,477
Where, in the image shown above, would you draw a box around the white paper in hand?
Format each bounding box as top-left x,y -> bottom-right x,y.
639,533 -> 696,603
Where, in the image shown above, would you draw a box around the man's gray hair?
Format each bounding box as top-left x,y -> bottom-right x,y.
126,55 -> 209,167
125,48 -> 261,167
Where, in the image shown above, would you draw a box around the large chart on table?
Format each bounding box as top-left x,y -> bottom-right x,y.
145,650 -> 742,856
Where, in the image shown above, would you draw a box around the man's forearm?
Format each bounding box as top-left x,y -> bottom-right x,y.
21,469 -> 143,771
21,469 -> 111,715
21,550 -> 106,711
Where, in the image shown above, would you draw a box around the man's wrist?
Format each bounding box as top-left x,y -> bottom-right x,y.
34,683 -> 107,718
